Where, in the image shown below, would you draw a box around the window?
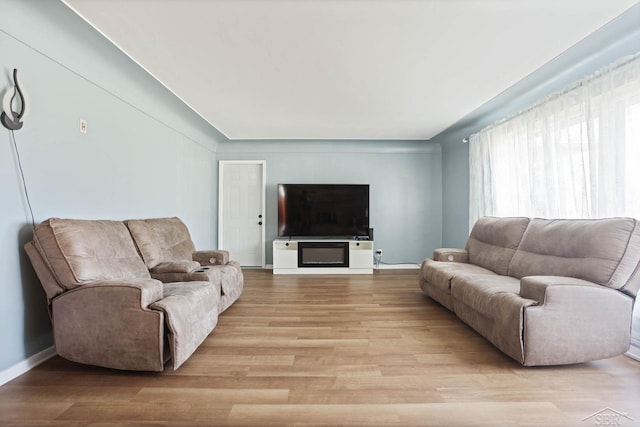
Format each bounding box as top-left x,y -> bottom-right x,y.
470,53 -> 640,225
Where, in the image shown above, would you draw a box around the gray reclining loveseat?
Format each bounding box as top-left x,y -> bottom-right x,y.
24,217 -> 243,371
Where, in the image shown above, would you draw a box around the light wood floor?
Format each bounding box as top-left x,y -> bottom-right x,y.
1,269 -> 639,426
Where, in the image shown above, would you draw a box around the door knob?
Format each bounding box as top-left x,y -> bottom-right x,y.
258,221 -> 263,225
258,214 -> 263,218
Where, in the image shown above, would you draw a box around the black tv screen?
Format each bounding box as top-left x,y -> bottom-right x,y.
278,184 -> 369,238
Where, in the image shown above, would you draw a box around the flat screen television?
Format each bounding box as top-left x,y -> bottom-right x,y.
278,184 -> 369,238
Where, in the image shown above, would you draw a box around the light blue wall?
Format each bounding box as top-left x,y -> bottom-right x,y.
0,0 -> 225,372
7,0 -> 636,377
217,140 -> 442,265
433,4 -> 640,248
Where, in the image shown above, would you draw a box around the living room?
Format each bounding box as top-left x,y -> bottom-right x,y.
1,1 -> 639,425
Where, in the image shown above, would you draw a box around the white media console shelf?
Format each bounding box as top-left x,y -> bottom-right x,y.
273,239 -> 374,275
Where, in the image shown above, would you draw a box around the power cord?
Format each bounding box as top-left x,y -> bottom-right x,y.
10,129 -> 36,227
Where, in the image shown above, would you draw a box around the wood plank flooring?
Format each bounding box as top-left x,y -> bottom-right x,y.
1,269 -> 639,426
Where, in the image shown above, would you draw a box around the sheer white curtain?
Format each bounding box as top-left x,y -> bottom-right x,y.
470,53 -> 640,225
468,52 -> 640,358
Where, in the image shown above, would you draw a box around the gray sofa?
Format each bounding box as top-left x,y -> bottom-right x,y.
419,217 -> 640,366
24,217 -> 243,371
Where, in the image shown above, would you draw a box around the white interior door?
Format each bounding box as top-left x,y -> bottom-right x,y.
219,161 -> 265,267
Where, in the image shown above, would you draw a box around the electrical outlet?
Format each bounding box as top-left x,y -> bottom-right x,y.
374,249 -> 382,270
79,119 -> 87,134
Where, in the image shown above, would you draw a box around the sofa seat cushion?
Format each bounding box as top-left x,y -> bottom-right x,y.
151,261 -> 202,274
150,262 -> 243,313
450,274 -> 529,317
151,267 -> 222,297
150,281 -> 219,370
451,274 -> 538,363
421,258 -> 497,294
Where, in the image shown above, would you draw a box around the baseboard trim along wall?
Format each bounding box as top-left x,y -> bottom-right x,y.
626,346 -> 640,362
0,346 -> 57,386
378,264 -> 420,270
265,264 -> 419,271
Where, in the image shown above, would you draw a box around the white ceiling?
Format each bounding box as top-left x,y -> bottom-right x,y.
63,0 -> 638,140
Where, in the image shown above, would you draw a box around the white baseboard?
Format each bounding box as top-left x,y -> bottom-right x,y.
625,345 -> 640,362
0,346 -> 57,386
378,263 -> 419,270
265,264 -> 419,271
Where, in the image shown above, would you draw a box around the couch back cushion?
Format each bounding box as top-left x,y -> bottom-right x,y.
126,217 -> 196,269
34,218 -> 150,289
508,217 -> 640,292
466,217 -> 530,275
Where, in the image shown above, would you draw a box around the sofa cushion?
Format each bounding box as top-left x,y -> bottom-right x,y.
421,258 -> 496,294
151,261 -> 201,274
450,274 -> 524,317
150,267 -> 222,297
34,218 -> 150,289
466,217 -> 530,275
451,274 -> 538,363
127,217 -> 196,269
508,217 -> 640,291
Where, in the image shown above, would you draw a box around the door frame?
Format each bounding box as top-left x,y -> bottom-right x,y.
218,160 -> 266,268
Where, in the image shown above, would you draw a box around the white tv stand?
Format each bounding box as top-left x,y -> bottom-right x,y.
273,239 -> 374,275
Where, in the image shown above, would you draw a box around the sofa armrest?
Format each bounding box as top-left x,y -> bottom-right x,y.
67,278 -> 164,307
520,275 -> 600,303
51,278 -> 166,371
193,250 -> 229,265
433,248 -> 468,263
151,261 -> 201,274
520,276 -> 634,365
